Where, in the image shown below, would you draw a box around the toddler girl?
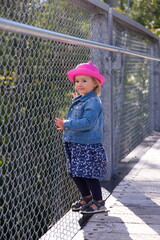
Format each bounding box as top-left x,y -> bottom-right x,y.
55,61 -> 108,214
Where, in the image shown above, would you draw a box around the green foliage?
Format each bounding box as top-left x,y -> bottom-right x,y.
129,0 -> 160,37
102,0 -> 160,36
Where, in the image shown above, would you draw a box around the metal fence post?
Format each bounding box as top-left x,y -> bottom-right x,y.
154,40 -> 160,131
90,7 -> 114,180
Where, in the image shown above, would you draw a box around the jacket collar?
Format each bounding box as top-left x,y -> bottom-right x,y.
73,90 -> 96,103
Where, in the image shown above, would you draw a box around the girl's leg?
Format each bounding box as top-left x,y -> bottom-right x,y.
81,178 -> 106,213
71,176 -> 91,197
70,176 -> 92,211
84,178 -> 102,201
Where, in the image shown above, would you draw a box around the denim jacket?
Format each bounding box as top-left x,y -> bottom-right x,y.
63,90 -> 104,144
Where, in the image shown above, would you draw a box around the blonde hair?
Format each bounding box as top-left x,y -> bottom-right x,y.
93,78 -> 101,96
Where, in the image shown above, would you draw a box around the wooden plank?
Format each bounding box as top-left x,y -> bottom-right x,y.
113,184 -> 160,193
107,213 -> 160,224
73,231 -> 160,240
113,192 -> 160,199
109,206 -> 160,215
82,222 -> 160,235
114,199 -> 160,206
111,195 -> 160,205
90,213 -> 160,224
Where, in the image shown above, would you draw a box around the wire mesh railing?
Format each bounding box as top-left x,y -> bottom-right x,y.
112,22 -> 154,165
1,0 -> 160,240
0,1 -> 92,239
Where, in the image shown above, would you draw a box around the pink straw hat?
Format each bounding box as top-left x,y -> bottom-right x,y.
67,61 -> 105,85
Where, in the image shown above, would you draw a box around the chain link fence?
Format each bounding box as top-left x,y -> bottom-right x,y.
112,22 -> 154,166
1,0 -> 160,240
1,1 -> 92,239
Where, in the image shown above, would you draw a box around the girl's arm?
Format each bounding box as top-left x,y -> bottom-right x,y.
64,99 -> 102,131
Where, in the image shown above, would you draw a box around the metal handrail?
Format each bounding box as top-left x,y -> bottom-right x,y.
0,18 -> 160,62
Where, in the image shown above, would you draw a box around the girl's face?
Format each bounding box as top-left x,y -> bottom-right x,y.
74,75 -> 97,96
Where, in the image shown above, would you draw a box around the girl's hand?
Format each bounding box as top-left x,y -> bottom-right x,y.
72,92 -> 78,98
55,118 -> 65,130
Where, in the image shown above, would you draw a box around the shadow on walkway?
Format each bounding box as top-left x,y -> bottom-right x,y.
75,213 -> 133,240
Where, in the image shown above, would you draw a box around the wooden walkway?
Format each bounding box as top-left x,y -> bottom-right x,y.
72,134 -> 160,240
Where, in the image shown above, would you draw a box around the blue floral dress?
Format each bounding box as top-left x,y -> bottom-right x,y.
64,142 -> 108,180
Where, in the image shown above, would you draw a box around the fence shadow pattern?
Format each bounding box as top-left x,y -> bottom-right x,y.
0,0 -> 158,239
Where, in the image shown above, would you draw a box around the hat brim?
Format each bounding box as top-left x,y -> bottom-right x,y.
67,68 -> 105,85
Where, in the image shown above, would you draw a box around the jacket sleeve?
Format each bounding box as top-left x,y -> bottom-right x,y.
64,99 -> 102,131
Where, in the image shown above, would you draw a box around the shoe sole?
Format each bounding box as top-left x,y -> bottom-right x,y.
72,208 -> 81,212
81,207 -> 107,214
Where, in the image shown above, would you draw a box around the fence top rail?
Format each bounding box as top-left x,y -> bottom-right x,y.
0,18 -> 160,62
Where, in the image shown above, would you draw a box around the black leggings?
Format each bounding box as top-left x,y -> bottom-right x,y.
71,175 -> 102,201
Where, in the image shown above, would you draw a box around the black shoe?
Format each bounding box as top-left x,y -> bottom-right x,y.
72,196 -> 92,212
81,200 -> 106,214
